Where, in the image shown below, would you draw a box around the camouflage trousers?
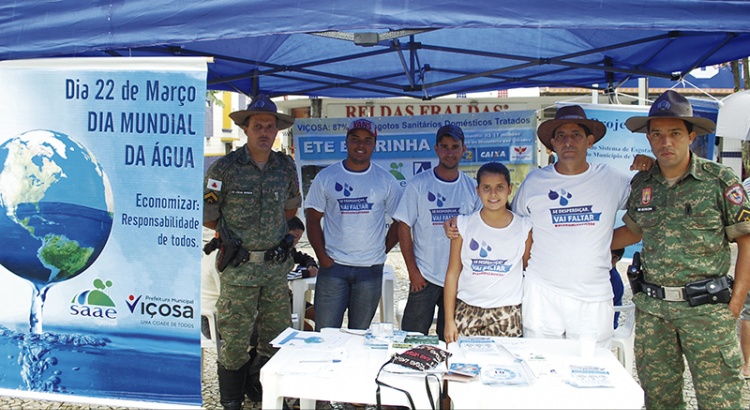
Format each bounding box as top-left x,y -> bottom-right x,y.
455,300 -> 523,338
635,302 -> 743,409
216,279 -> 291,370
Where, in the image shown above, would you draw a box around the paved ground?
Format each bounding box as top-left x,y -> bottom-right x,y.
2,243 -> 749,409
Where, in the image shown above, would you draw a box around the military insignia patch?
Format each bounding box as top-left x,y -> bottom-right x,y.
204,191 -> 218,204
724,184 -> 744,205
736,208 -> 750,222
207,178 -> 222,191
641,187 -> 652,206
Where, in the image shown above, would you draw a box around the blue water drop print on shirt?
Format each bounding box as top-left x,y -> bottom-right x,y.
470,238 -> 491,257
559,189 -> 572,205
479,241 -> 492,257
548,189 -> 573,206
427,191 -> 447,207
335,182 -> 354,197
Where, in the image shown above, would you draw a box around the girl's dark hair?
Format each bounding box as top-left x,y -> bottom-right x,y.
476,162 -> 512,210
287,215 -> 305,232
476,161 -> 511,185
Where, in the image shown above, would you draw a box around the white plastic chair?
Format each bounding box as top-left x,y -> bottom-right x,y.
201,310 -> 223,361
612,303 -> 636,374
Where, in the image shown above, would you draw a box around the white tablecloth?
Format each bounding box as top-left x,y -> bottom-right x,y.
447,337 -> 644,409
260,331 -> 644,410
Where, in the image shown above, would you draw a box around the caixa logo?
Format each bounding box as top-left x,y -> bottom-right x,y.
478,147 -> 509,160
70,278 -> 117,319
125,294 -> 195,318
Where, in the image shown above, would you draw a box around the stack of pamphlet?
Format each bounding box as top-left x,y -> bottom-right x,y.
459,337 -> 521,363
364,328 -> 408,349
480,359 -> 534,386
387,334 -> 441,359
390,334 -> 440,349
567,365 -> 614,388
458,336 -> 501,355
444,362 -> 481,382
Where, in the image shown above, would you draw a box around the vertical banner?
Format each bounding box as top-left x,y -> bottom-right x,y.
293,111 -> 537,199
576,103 -> 651,259
0,58 -> 206,408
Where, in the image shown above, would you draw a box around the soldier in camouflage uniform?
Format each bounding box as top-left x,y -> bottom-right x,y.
613,90 -> 750,409
203,94 -> 300,410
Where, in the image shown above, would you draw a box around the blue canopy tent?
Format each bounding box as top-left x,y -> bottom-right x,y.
1,0 -> 750,98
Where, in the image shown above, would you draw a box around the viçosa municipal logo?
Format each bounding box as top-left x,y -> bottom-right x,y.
70,278 -> 117,319
125,294 -> 195,319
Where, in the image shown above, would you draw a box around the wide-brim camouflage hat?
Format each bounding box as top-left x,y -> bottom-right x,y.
536,105 -> 606,151
228,94 -> 295,129
625,90 -> 715,136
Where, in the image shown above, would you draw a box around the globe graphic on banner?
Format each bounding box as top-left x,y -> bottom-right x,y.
0,129 -> 113,299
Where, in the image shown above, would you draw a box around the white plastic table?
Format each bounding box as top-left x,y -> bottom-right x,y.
260,333 -> 644,410
288,264 -> 395,330
446,337 -> 644,409
260,328 -> 439,410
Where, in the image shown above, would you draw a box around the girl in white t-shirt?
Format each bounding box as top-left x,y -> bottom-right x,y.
443,162 -> 532,343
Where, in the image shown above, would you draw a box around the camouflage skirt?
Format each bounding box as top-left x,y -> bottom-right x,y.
454,299 -> 523,338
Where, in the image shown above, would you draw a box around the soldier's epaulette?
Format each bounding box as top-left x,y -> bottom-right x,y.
629,170 -> 650,187
282,152 -> 297,166
696,158 -> 740,188
208,149 -> 243,178
271,150 -> 297,169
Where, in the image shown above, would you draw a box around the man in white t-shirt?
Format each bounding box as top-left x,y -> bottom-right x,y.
305,118 -> 403,331
393,124 -> 481,340
512,105 -> 631,346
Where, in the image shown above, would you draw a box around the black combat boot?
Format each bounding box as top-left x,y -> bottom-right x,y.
244,348 -> 270,403
217,362 -> 248,410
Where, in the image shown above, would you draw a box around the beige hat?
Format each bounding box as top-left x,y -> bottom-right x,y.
228,94 -> 295,129
536,105 -> 606,151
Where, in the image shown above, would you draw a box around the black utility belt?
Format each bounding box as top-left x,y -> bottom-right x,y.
641,276 -> 733,307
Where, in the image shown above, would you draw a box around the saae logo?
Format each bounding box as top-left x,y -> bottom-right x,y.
125,294 -> 195,319
70,278 -> 117,319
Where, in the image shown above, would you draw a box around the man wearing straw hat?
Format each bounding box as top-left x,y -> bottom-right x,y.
614,90 -> 750,409
203,94 -> 300,409
511,105 -> 635,347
